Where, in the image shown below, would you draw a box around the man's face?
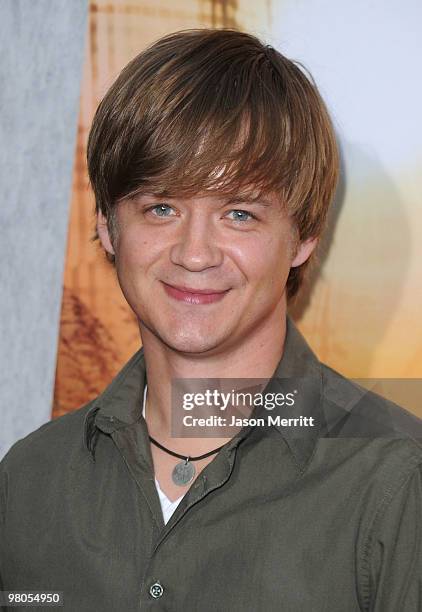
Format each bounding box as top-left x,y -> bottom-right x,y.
98,191 -> 315,356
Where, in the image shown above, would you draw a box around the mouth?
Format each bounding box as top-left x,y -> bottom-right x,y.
161,282 -> 231,305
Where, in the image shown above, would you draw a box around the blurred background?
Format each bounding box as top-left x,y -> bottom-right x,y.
1,0 -> 421,457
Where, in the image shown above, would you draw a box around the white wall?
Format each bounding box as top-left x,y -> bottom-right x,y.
0,0 -> 89,458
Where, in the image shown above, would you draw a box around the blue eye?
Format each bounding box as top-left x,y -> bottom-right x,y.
150,204 -> 174,217
226,209 -> 256,222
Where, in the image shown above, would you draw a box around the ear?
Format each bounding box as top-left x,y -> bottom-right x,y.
97,210 -> 115,255
291,237 -> 318,268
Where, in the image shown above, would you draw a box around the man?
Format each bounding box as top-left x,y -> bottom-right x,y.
1,28 -> 421,611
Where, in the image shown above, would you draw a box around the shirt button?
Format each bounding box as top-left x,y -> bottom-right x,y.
149,582 -> 164,599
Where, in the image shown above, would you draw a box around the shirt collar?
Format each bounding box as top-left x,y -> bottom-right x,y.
262,316 -> 326,471
83,315 -> 325,471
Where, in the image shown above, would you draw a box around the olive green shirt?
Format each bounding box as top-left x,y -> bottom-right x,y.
1,317 -> 422,611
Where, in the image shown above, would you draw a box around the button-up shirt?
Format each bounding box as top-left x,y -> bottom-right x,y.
1,317 -> 422,611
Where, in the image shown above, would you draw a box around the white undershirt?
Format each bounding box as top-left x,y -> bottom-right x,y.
142,385 -> 184,524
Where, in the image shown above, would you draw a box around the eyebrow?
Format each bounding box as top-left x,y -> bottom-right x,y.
135,192 -> 275,208
226,196 -> 273,207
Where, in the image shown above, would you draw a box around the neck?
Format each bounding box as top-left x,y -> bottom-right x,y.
140,300 -> 288,450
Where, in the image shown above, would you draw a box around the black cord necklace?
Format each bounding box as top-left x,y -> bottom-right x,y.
149,435 -> 226,486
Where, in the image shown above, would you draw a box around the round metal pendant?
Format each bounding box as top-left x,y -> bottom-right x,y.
172,460 -> 196,486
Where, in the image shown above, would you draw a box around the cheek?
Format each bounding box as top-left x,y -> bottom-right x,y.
229,235 -> 292,287
116,229 -> 161,269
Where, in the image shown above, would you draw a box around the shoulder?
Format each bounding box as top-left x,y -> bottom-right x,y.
0,400 -> 96,477
315,362 -> 422,509
0,402 -> 99,526
0,346 -> 145,481
314,363 -> 422,609
320,362 -> 422,451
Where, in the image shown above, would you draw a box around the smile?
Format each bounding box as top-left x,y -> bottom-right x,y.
161,282 -> 230,305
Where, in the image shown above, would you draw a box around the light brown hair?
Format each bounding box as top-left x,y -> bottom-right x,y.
87,28 -> 339,299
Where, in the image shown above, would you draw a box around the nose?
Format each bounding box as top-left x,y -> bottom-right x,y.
170,211 -> 223,271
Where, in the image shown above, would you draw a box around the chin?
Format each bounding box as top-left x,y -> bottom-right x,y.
139,312 -> 234,355
163,333 -> 221,355
151,324 -> 228,355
